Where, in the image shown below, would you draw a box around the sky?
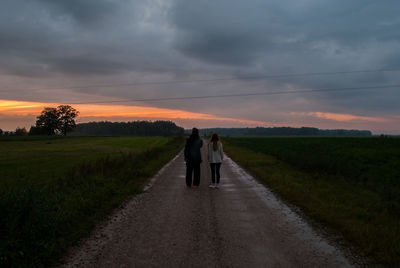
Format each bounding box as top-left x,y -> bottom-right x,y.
1,0 -> 400,134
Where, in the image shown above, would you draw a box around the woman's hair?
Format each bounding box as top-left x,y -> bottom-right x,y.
210,133 -> 219,151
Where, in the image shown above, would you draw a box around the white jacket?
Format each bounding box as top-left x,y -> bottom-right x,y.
207,142 -> 224,163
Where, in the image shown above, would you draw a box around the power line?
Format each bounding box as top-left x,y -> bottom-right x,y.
0,68 -> 399,92
65,84 -> 400,105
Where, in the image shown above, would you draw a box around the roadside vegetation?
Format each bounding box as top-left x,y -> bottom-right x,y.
0,136 -> 184,267
223,137 -> 400,267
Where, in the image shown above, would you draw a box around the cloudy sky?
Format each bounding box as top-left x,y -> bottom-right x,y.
1,0 -> 400,133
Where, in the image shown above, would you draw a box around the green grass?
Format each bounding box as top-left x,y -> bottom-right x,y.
223,137 -> 400,267
0,136 -> 184,267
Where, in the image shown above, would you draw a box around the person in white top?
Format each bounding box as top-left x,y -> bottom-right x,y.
207,133 -> 224,188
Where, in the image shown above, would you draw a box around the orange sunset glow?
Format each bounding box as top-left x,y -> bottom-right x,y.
291,111 -> 390,123
0,99 -> 212,119
0,99 -> 271,129
1,99 -> 398,133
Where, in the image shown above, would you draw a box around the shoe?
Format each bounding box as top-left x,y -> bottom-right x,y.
192,185 -> 199,188
215,184 -> 219,189
208,184 -> 215,188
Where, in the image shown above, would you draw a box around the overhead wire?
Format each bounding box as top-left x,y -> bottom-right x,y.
0,68 -> 399,92
65,84 -> 400,105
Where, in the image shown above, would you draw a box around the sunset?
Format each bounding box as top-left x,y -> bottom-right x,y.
0,99 -> 276,130
1,1 -> 399,267
1,98 -> 399,134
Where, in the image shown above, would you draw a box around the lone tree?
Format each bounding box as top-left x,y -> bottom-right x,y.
34,105 -> 79,135
58,105 -> 79,136
35,107 -> 59,135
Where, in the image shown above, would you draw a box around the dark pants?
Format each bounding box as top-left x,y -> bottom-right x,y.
210,163 -> 221,184
186,161 -> 201,186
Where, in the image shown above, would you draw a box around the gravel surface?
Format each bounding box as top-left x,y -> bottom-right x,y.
60,144 -> 353,268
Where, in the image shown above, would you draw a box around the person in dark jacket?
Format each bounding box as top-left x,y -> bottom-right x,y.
184,127 -> 203,188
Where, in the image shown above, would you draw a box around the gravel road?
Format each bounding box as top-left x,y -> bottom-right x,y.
61,144 -> 353,268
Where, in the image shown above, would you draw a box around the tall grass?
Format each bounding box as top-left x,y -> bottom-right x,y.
225,137 -> 400,204
0,136 -> 184,267
224,137 -> 400,267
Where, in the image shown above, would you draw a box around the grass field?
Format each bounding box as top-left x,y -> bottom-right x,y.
223,137 -> 400,267
0,136 -> 184,267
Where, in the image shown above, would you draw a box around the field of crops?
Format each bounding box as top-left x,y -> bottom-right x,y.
223,137 -> 400,266
0,136 -> 183,267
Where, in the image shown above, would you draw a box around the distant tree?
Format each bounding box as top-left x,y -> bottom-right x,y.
57,105 -> 79,136
29,126 -> 48,136
15,127 -> 28,136
34,105 -> 79,136
0,128 -> 3,136
35,107 -> 59,135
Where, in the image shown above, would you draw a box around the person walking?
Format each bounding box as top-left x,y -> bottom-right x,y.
207,133 -> 224,189
184,128 -> 203,188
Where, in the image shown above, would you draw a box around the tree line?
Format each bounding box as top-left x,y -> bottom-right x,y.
72,121 -> 184,136
197,127 -> 372,137
1,105 -> 373,137
0,105 -> 184,137
0,127 -> 29,136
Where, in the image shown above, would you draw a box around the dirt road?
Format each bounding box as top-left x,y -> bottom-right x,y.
61,144 -> 353,267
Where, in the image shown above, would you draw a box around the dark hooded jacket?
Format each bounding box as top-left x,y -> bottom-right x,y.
184,134 -> 203,163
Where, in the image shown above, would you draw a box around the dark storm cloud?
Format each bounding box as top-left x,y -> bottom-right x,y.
171,0 -> 276,65
36,0 -> 122,26
0,0 -> 172,76
383,55 -> 400,69
169,0 -> 400,113
171,0 -> 400,69
2,0 -> 399,79
175,31 -> 270,65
